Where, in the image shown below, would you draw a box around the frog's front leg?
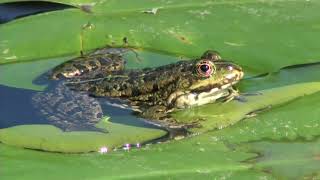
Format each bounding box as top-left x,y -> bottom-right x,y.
225,87 -> 263,103
223,87 -> 240,103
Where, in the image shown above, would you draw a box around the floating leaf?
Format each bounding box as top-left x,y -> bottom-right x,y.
1,0 -> 320,73
241,139 -> 320,179
0,118 -> 166,153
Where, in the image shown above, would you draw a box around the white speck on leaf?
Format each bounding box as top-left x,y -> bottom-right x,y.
142,8 -> 160,15
224,41 -> 246,47
99,146 -> 108,154
5,56 -> 17,60
188,9 -> 211,19
2,49 -> 9,54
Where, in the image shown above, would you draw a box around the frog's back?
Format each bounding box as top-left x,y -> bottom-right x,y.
51,48 -> 126,80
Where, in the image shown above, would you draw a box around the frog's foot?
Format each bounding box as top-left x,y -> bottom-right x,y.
223,88 -> 240,103
166,127 -> 190,140
127,48 -> 143,63
233,91 -> 263,103
241,92 -> 263,96
245,105 -> 272,118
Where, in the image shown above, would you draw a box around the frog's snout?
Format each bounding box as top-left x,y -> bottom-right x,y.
231,68 -> 244,82
224,63 -> 244,82
235,70 -> 244,81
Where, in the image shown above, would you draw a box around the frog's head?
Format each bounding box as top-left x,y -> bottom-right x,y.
167,51 -> 244,108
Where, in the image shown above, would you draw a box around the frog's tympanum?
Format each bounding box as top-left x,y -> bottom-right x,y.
32,48 -> 244,134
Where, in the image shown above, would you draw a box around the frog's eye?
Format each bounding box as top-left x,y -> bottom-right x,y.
196,60 -> 216,77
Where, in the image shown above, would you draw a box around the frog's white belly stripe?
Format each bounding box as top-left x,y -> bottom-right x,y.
174,87 -> 230,109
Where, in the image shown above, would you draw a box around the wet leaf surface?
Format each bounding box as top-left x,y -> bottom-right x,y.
1,0 -> 320,73
0,0 -> 320,179
240,139 -> 320,180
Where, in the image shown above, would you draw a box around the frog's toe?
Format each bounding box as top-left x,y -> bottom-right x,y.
241,92 -> 263,96
234,95 -> 247,102
234,92 -> 263,102
167,127 -> 190,140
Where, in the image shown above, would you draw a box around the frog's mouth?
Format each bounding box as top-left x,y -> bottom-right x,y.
169,69 -> 244,109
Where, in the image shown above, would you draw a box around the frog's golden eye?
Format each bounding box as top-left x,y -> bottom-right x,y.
196,60 -> 216,77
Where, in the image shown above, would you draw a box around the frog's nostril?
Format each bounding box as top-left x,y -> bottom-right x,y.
239,71 -> 244,79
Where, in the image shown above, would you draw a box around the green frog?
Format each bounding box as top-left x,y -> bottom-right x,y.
32,48 -> 244,133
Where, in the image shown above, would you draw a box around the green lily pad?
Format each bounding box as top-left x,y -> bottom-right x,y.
210,89 -> 320,144
241,139 -> 320,179
0,132 -> 270,180
1,0 -> 320,74
0,118 -> 166,153
0,56 -> 72,91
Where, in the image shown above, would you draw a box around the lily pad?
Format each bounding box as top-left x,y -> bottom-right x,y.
0,118 -> 166,153
211,91 -> 320,143
0,132 -> 269,180
241,139 -> 320,180
1,0 -> 320,74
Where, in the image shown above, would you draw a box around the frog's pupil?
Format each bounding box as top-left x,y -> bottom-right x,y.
200,64 -> 209,72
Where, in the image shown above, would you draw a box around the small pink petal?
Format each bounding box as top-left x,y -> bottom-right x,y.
99,146 -> 108,154
123,144 -> 131,151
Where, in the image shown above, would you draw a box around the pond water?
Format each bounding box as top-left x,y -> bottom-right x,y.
0,1 -> 73,24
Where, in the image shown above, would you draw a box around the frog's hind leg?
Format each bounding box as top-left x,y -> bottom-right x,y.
32,84 -> 108,133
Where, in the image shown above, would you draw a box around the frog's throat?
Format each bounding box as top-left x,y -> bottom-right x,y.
167,80 -> 238,109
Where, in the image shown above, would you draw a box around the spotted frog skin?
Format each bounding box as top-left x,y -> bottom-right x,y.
32,48 -> 244,132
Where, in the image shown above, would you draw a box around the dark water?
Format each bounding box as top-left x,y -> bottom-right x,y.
0,85 -> 44,128
0,1 -> 74,24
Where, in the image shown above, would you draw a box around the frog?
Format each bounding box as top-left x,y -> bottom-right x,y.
32,48 -> 244,133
